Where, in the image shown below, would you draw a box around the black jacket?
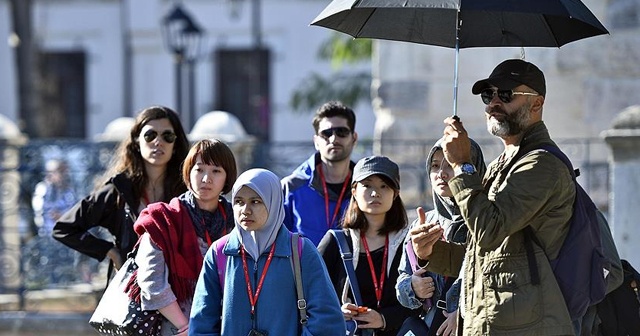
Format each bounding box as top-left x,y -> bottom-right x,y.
53,173 -> 140,263
318,228 -> 416,336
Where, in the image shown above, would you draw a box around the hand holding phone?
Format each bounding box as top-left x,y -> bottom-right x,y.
356,306 -> 368,313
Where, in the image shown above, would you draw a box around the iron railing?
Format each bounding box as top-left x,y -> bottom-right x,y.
0,137 -> 610,311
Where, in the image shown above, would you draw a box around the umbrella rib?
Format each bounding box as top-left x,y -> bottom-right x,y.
353,8 -> 377,38
542,14 -> 561,47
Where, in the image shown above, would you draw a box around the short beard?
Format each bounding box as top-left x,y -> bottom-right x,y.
487,102 -> 532,137
322,144 -> 353,163
325,151 -> 350,163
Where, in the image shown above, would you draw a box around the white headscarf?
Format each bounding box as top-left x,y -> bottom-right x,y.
231,168 -> 285,260
426,138 -> 487,242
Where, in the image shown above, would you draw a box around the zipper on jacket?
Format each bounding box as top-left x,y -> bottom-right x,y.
252,259 -> 258,326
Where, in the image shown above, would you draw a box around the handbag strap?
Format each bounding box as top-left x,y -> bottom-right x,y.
291,233 -> 308,326
406,238 -> 419,272
329,229 -> 363,306
406,239 -> 433,310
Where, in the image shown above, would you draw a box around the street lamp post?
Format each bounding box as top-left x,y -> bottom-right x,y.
182,19 -> 203,131
161,4 -> 203,130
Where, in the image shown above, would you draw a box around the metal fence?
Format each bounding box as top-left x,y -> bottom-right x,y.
0,137 -> 610,311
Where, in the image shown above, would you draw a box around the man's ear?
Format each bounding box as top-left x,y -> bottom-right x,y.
531,96 -> 544,114
352,131 -> 358,143
313,134 -> 321,151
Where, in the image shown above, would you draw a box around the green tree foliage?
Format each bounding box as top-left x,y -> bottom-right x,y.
318,33 -> 372,69
290,33 -> 372,112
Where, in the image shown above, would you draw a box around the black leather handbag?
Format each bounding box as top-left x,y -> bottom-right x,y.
89,246 -> 164,336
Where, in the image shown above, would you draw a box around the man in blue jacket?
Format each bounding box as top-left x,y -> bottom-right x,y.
281,101 -> 358,245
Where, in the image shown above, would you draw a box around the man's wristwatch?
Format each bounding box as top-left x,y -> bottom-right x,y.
454,162 -> 477,176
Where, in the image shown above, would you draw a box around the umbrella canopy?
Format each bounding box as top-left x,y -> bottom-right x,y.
311,0 -> 609,48
311,0 -> 609,115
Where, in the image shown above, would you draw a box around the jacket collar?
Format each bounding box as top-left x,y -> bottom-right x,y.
224,226 -> 294,259
308,152 -> 356,199
111,173 -> 139,211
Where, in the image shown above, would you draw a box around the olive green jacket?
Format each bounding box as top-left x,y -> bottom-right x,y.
450,122 -> 576,335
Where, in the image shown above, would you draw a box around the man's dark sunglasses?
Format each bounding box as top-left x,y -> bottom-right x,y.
480,88 -> 539,105
143,129 -> 177,144
319,127 -> 352,139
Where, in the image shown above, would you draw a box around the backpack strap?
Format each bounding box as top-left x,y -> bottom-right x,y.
522,144 -> 573,287
215,232 -> 307,326
291,232 -> 308,326
538,144 -> 579,178
329,229 -> 363,306
214,234 -> 231,287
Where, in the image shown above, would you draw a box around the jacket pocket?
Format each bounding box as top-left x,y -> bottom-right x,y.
483,257 -> 543,328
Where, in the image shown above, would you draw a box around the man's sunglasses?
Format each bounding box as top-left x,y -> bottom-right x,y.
143,129 -> 177,143
480,88 -> 539,105
318,126 -> 352,139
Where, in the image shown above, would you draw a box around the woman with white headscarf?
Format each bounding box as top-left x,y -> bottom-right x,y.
189,168 -> 345,336
396,138 -> 487,336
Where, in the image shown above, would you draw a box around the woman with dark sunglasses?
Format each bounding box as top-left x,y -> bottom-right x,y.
53,106 -> 190,283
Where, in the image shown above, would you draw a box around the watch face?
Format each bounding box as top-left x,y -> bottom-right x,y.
462,163 -> 476,174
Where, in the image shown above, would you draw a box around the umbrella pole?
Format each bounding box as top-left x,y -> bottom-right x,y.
452,12 -> 460,118
453,40 -> 459,117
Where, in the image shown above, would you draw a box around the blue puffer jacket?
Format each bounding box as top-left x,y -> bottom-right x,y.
189,225 -> 346,336
282,153 -> 354,245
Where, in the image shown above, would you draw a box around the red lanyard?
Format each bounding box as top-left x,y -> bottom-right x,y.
200,202 -> 228,246
317,164 -> 351,229
240,242 -> 276,316
361,232 -> 389,308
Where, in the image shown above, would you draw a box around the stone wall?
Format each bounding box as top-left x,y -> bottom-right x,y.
370,0 -> 638,212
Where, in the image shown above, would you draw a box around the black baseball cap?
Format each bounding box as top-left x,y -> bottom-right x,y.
472,59 -> 546,97
352,156 -> 400,190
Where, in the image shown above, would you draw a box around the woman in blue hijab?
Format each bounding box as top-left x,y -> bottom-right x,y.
189,168 -> 345,336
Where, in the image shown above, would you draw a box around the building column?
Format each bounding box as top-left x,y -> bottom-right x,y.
602,105 -> 640,268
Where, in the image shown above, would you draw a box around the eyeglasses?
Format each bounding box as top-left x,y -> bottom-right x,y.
143,129 -> 177,143
480,88 -> 539,105
318,126 -> 351,139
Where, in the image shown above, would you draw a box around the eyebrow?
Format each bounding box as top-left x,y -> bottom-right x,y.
234,198 -> 263,205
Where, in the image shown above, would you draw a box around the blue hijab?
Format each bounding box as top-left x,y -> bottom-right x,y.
231,168 -> 286,260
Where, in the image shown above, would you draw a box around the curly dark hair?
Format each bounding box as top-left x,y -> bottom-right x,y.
103,106 -> 190,201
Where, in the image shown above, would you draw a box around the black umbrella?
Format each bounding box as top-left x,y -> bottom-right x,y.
311,0 -> 609,115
